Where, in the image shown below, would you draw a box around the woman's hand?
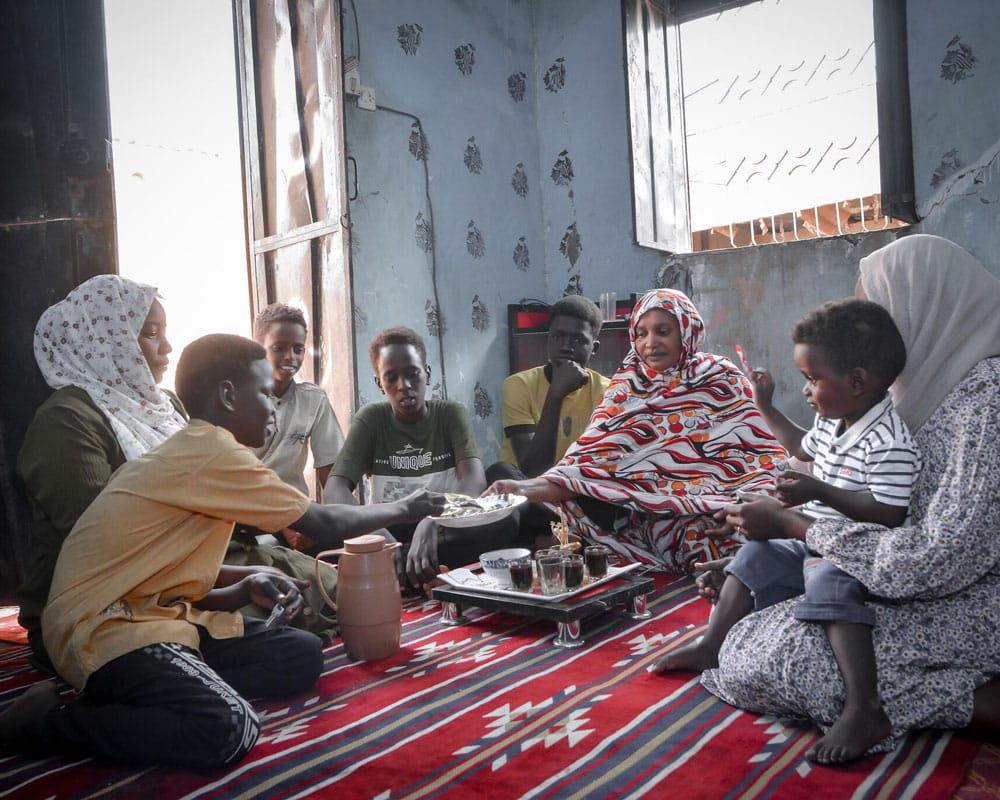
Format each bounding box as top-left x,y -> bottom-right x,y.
484,479 -> 526,496
484,477 -> 576,503
724,494 -> 809,542
706,507 -> 738,539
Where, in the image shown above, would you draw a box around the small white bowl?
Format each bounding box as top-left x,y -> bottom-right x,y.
479,548 -> 532,587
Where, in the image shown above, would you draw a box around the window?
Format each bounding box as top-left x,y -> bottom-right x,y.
105,0 -> 249,388
624,0 -> 913,253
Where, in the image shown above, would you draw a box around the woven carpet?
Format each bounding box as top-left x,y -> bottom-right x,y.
0,575 -> 983,799
0,609 -> 27,646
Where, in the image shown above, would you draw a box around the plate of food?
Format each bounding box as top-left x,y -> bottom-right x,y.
430,493 -> 527,528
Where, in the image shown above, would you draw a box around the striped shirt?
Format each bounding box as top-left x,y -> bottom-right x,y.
800,395 -> 921,522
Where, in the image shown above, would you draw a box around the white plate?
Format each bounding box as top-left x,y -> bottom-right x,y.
430,493 -> 527,528
436,562 -> 641,602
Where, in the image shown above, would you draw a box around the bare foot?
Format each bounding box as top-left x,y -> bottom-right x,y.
647,639 -> 719,674
805,701 -> 892,765
0,681 -> 60,750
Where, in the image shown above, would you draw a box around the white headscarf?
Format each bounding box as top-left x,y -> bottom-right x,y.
859,234 -> 1000,431
33,274 -> 187,460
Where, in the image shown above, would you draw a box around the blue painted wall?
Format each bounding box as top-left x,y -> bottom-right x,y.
907,0 -> 1000,258
344,0 -> 1000,458
343,0 -> 544,462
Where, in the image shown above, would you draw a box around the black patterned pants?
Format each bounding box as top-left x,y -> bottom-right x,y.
43,619 -> 323,768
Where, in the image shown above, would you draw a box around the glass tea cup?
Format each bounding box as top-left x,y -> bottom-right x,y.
508,557 -> 534,591
584,545 -> 610,580
561,553 -> 585,590
537,554 -> 565,595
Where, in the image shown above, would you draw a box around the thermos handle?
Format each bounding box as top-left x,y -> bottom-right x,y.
313,542 -> 402,611
314,551 -> 340,611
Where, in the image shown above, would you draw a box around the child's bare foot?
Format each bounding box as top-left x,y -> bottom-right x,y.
805,701 -> 892,765
0,681 -> 60,750
647,639 -> 719,674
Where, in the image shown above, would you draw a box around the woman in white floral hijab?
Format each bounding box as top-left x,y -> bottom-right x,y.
33,274 -> 186,458
18,274 -> 185,670
20,274 -> 342,670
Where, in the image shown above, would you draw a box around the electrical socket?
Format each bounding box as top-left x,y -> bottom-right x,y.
345,69 -> 361,96
344,55 -> 361,96
358,85 -> 376,111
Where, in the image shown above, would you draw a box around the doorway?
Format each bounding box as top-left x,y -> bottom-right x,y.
104,0 -> 250,389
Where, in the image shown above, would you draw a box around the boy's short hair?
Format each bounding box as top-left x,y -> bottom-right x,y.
549,294 -> 603,337
254,303 -> 308,341
176,334 -> 268,415
368,326 -> 427,371
792,299 -> 906,387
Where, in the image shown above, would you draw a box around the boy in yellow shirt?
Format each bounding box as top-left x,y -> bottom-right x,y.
494,294 -> 608,477
488,295 -> 609,547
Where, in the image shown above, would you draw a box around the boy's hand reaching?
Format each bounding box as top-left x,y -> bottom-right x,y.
776,470 -> 822,507
396,489 -> 447,521
747,367 -> 776,407
405,517 -> 440,587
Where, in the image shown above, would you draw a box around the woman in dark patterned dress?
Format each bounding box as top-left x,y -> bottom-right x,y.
694,235 -> 1000,758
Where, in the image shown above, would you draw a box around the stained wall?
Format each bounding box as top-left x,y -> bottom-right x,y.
906,0 -> 1000,256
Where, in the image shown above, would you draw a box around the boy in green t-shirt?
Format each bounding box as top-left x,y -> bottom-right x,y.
327,326 -> 526,588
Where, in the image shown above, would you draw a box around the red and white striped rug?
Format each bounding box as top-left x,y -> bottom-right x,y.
0,576 -> 981,798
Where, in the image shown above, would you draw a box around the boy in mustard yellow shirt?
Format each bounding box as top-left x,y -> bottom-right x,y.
0,334 -> 443,768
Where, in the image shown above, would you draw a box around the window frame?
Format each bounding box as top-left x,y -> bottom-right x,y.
623,0 -> 915,254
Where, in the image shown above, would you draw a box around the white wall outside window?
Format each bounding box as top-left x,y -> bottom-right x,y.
625,0 -> 901,253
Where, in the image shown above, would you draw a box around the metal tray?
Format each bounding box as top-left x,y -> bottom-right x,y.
435,562 -> 641,603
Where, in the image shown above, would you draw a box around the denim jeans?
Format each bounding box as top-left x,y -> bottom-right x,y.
726,538 -> 875,626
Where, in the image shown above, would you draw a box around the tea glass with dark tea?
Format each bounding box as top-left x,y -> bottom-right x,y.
584,545 -> 610,580
562,554 -> 585,590
509,557 -> 534,591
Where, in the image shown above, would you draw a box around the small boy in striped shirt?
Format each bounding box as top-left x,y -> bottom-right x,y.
653,298 -> 920,767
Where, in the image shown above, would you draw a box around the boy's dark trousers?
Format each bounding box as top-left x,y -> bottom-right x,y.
41,619 -> 323,768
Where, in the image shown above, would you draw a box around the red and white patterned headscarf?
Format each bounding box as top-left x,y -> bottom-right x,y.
545,289 -> 783,517
33,274 -> 186,460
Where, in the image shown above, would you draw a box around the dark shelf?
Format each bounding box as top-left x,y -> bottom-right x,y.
507,301 -> 634,377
